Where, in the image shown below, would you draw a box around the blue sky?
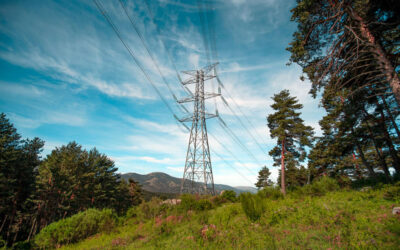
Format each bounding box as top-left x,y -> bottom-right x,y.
0,0 -> 325,187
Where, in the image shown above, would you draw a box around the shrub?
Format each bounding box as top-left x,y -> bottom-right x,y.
34,208 -> 116,249
297,176 -> 340,197
240,193 -> 265,222
383,182 -> 400,201
179,194 -> 197,211
11,241 -> 31,250
258,187 -> 283,200
126,206 -> 139,218
179,194 -> 214,211
136,197 -> 167,220
196,199 -> 213,210
220,190 -> 237,202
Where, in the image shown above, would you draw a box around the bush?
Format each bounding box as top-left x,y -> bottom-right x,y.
11,241 -> 31,250
220,190 -> 237,202
240,193 -> 265,222
296,177 -> 340,197
34,209 -> 116,249
136,197 -> 168,220
258,187 -> 283,200
126,206 -> 139,218
383,182 -> 400,201
179,194 -> 214,211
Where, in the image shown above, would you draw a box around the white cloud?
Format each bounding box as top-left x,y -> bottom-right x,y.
8,111 -> 86,129
220,61 -> 277,73
167,166 -> 184,172
188,53 -> 200,69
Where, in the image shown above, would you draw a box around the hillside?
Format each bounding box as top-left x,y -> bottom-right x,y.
43,180 -> 400,249
121,172 -> 257,194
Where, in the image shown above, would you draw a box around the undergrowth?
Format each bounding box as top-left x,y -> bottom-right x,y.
32,179 -> 400,249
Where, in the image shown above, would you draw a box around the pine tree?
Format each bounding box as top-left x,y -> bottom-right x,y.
0,113 -> 44,245
288,0 -> 400,104
267,90 -> 314,194
35,142 -> 130,230
255,166 -> 273,189
287,0 -> 400,181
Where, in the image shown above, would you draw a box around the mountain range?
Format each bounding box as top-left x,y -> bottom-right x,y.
120,172 -> 257,194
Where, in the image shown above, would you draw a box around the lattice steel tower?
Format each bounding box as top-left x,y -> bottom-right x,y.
178,63 -> 219,195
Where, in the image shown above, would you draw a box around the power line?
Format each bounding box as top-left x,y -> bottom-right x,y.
96,0 -> 262,185
93,0 -> 187,131
196,0 -> 211,64
118,0 -> 189,115
218,87 -> 267,154
196,0 -> 268,152
196,0 -> 218,112
127,0 -> 261,174
217,75 -> 269,146
211,149 -> 254,186
216,115 -> 264,167
141,0 -> 194,97
207,131 -> 258,176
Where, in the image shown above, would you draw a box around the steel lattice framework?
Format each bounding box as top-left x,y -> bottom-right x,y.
178,63 -> 219,195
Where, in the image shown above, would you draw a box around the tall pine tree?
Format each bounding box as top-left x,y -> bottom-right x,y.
0,113 -> 44,245
267,90 -> 314,194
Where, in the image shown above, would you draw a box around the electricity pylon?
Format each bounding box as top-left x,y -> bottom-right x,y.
177,63 -> 220,195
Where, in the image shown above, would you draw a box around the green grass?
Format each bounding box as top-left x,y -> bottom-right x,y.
41,183 -> 400,249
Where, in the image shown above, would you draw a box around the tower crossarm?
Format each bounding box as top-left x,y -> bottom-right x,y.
177,92 -> 220,103
178,112 -> 218,122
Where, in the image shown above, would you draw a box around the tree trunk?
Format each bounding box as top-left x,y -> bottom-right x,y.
380,96 -> 400,139
351,152 -> 362,179
0,215 -> 8,234
281,139 -> 286,195
351,127 -> 376,177
364,118 -> 391,181
378,107 -> 400,173
27,218 -> 36,241
350,11 -> 400,105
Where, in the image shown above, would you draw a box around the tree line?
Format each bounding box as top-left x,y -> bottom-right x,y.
256,0 -> 399,192
0,113 -> 142,246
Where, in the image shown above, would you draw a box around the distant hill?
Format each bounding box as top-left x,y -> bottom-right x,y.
120,172 -> 256,194
235,186 -> 258,193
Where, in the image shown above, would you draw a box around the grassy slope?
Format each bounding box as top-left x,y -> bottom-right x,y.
62,188 -> 400,249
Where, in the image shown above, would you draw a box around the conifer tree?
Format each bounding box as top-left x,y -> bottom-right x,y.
255,166 -> 273,189
35,142 -> 133,230
0,113 -> 44,245
288,0 -> 400,104
267,90 -> 314,194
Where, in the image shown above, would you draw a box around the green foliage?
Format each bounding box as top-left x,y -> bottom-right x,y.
35,142 -> 139,229
240,193 -> 265,222
383,182 -> 400,201
255,166 -> 273,189
267,90 -> 314,193
0,113 -> 44,245
220,190 -> 237,202
288,0 -> 400,182
58,185 -> 400,249
11,240 -> 31,250
292,177 -> 340,197
34,208 -> 116,249
179,194 -> 214,212
136,197 -> 166,220
258,187 -> 283,200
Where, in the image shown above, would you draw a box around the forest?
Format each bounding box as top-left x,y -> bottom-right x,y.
0,0 -> 400,248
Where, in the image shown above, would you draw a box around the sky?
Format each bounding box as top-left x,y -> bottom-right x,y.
0,0 -> 325,187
